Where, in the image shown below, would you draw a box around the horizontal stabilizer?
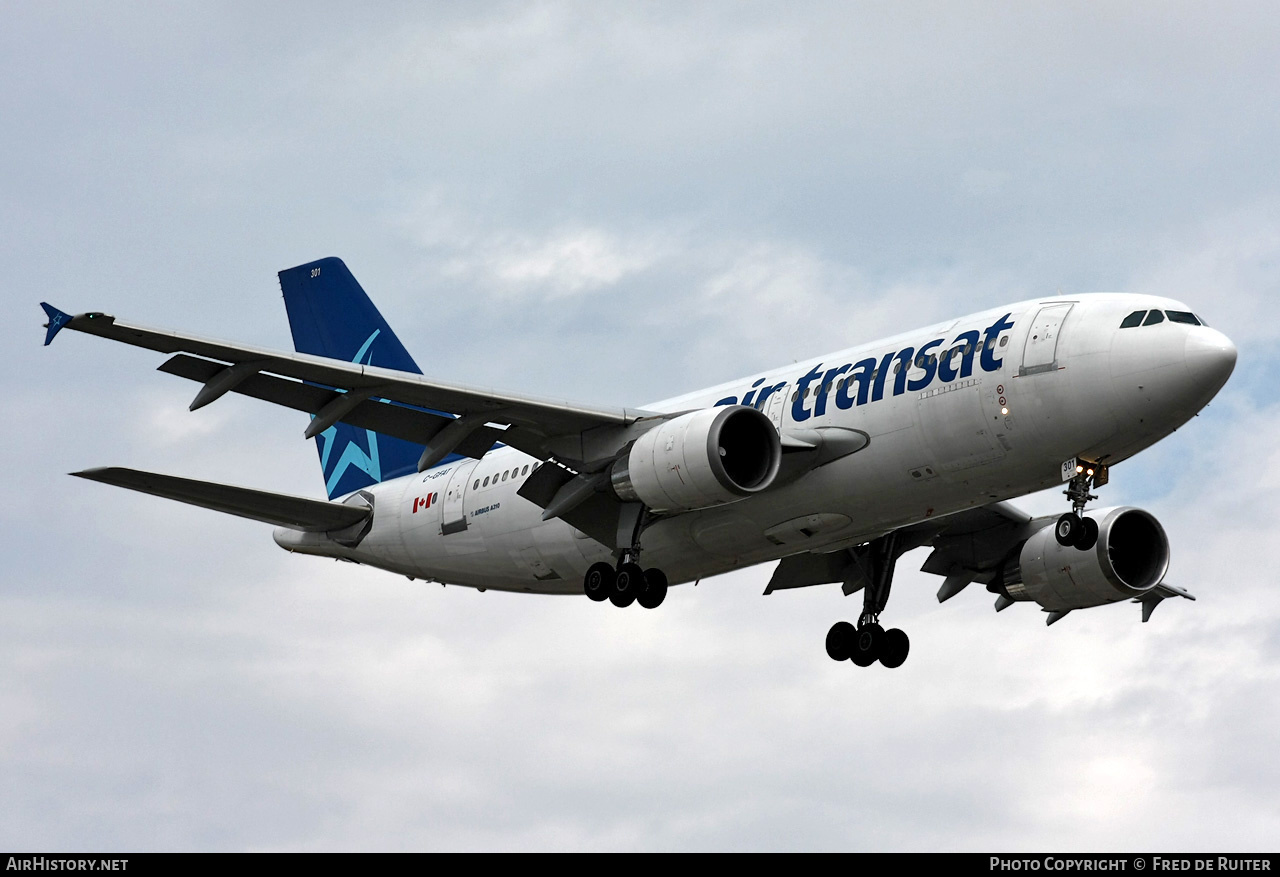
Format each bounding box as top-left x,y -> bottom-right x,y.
71,467 -> 370,532
40,302 -> 73,346
1135,582 -> 1195,622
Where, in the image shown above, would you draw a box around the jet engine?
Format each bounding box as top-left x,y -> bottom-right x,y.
609,405 -> 782,512
997,506 -> 1170,611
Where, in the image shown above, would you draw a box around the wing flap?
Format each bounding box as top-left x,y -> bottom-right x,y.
160,354 -> 446,439
72,467 -> 369,532
764,551 -> 853,594
159,354 -> 507,461
764,501 -> 1039,597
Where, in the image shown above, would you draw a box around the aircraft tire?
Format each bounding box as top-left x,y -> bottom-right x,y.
1073,516 -> 1099,551
637,568 -> 668,609
878,628 -> 910,668
1055,512 -> 1083,547
825,621 -> 855,661
584,562 -> 615,602
850,622 -> 883,667
611,562 -> 644,608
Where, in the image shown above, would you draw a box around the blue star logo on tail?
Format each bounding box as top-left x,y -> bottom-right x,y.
314,330 -> 385,498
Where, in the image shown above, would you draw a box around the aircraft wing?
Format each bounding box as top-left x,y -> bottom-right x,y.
41,305 -> 660,469
765,500 -> 1195,621
764,502 -> 1033,595
765,502 -> 1031,592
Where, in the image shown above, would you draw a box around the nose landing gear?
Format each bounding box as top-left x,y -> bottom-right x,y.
1055,458 -> 1108,551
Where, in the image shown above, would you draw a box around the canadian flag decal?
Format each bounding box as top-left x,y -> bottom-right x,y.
412,493 -> 439,513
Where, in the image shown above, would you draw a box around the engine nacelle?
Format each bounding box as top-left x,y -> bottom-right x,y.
609,406 -> 782,512
1001,506 -> 1170,611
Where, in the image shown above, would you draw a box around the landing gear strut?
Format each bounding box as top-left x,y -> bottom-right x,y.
825,532 -> 911,669
1055,458 -> 1107,551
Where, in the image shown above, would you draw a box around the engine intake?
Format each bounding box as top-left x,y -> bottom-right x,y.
1001,506 -> 1170,611
610,406 -> 782,512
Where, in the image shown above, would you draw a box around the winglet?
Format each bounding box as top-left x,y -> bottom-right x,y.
40,302 -> 73,346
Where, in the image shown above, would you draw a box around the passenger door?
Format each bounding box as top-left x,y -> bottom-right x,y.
440,459 -> 477,535
1021,303 -> 1074,375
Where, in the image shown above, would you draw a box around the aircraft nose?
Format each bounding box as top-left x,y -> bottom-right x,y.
1184,326 -> 1237,396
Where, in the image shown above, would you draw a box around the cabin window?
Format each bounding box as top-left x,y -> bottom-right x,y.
522,465 -> 529,476
1120,310 -> 1146,328
501,471 -> 508,481
482,476 -> 490,487
1166,310 -> 1200,325
473,480 -> 480,490
999,336 -> 1008,347
1143,310 -> 1165,326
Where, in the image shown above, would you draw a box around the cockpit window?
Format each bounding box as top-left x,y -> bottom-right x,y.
1120,310 -> 1146,328
1166,310 -> 1201,325
1196,314 -> 1210,327
1142,310 -> 1165,326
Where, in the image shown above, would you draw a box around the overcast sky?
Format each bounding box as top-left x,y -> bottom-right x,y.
3,2 -> 1279,852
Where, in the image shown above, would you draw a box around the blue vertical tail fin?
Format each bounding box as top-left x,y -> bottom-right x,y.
278,257 -> 426,498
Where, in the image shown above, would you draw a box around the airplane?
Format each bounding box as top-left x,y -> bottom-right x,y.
40,257 -> 1237,668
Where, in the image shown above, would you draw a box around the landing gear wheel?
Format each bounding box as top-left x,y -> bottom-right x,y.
611,562 -> 644,608
850,623 -> 884,667
825,621 -> 855,662
1073,516 -> 1099,551
878,628 -> 910,668
583,562 -> 614,602
637,568 -> 668,609
1055,512 -> 1083,547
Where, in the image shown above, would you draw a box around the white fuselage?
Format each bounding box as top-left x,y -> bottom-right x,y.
274,293 -> 1235,594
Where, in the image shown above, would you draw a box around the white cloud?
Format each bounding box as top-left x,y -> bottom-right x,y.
446,227 -> 667,297
1130,208 -> 1280,346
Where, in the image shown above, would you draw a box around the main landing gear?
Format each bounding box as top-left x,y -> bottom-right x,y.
582,559 -> 668,609
825,533 -> 911,669
1054,459 -> 1108,551
582,505 -> 669,609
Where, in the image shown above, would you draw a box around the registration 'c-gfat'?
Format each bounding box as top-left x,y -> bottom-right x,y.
41,257 -> 1237,668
